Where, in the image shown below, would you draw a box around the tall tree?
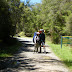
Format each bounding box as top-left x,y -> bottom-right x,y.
0,0 -> 12,39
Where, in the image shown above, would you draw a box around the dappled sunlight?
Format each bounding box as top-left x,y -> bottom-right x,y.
0,37 -> 70,72
0,0 -> 72,71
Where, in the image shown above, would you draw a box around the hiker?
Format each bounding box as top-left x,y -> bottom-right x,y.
39,29 -> 46,53
34,32 -> 40,52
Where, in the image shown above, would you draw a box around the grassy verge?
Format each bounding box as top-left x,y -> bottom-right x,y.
0,37 -> 22,57
46,36 -> 72,71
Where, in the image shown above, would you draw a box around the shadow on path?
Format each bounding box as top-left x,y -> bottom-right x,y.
0,38 -> 38,72
0,37 -> 63,72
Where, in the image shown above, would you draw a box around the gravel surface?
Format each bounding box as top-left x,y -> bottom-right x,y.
0,37 -> 70,72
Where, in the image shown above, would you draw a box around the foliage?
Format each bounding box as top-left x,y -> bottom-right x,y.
65,13 -> 72,35
38,0 -> 72,43
19,0 -> 72,43
0,37 -> 21,57
0,0 -> 12,39
18,31 -> 25,36
46,37 -> 72,71
0,0 -> 72,43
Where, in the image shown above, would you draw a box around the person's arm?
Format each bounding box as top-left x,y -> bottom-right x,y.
44,34 -> 45,43
34,36 -> 36,43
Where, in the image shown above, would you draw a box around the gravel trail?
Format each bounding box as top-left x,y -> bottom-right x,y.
0,37 -> 70,72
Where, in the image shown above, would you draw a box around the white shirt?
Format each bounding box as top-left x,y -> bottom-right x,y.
34,35 -> 39,43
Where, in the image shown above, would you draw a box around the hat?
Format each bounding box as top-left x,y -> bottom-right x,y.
36,32 -> 40,34
40,29 -> 44,32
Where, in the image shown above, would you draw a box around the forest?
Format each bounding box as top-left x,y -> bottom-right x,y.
0,0 -> 72,44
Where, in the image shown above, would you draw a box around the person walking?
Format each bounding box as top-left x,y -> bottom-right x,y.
39,29 -> 46,53
34,32 -> 40,52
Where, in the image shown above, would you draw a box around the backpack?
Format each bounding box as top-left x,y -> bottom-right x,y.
33,32 -> 37,43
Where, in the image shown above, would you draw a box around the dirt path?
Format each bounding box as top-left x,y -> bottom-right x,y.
0,37 -> 70,72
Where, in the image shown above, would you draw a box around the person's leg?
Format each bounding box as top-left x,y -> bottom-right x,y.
42,42 -> 46,53
34,44 -> 36,52
37,43 -> 40,52
40,42 -> 41,53
35,43 -> 39,52
35,47 -> 38,53
43,45 -> 46,53
36,43 -> 38,52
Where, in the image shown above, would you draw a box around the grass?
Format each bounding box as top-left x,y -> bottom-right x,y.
46,36 -> 72,71
0,37 -> 22,57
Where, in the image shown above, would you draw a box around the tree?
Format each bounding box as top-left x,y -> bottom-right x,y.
0,0 -> 12,39
7,0 -> 21,34
65,13 -> 72,35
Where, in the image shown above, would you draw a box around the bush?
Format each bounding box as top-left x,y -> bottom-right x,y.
51,32 -> 60,44
18,31 -> 25,36
65,13 -> 72,35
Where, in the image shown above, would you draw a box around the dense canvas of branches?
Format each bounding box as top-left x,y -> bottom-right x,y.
0,0 -> 72,44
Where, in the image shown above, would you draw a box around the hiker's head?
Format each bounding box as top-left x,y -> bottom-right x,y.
39,30 -> 42,34
39,29 -> 44,34
40,29 -> 44,33
36,32 -> 40,36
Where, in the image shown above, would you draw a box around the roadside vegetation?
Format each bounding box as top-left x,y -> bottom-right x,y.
46,36 -> 72,71
0,0 -> 72,44
0,38 -> 21,57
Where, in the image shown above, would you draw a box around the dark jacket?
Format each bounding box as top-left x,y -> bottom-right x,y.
39,33 -> 45,43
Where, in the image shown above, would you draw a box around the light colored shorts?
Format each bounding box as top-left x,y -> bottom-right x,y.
35,43 -> 40,48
